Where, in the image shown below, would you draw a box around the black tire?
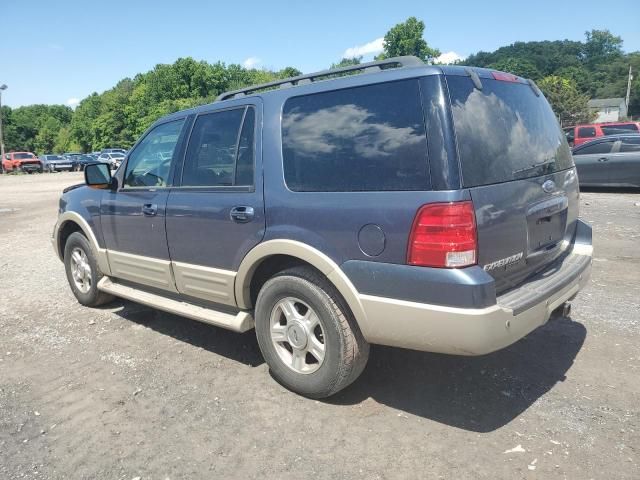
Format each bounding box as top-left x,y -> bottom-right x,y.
63,232 -> 114,307
255,266 -> 369,398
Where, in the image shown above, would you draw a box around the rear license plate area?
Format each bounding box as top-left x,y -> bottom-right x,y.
526,196 -> 568,252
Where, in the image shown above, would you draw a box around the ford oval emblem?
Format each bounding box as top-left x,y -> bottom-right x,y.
542,180 -> 556,193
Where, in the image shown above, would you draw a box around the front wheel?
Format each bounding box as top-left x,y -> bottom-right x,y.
255,266 -> 369,398
64,232 -> 114,307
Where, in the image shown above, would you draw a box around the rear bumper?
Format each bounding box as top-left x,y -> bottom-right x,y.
355,220 -> 593,355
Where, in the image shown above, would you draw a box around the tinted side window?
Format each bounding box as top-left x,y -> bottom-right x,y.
601,124 -> 639,135
182,108 -> 254,187
619,137 -> 640,153
578,127 -> 596,138
124,119 -> 184,188
574,141 -> 615,155
282,80 -> 429,192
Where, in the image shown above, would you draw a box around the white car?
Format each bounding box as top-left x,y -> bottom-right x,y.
98,153 -> 125,169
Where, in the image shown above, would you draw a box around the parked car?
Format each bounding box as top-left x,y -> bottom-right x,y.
572,134 -> 640,187
101,148 -> 128,156
97,152 -> 125,169
62,153 -> 82,170
40,154 -> 73,172
72,154 -> 103,171
2,151 -> 42,173
563,122 -> 640,147
52,58 -> 593,398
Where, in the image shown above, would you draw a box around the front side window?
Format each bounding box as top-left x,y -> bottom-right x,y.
181,107 -> 255,187
574,140 -> 615,155
578,127 -> 596,138
124,119 -> 184,188
282,80 -> 429,192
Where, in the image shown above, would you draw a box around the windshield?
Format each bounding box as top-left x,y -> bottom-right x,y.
14,153 -> 35,160
447,76 -> 573,187
112,153 -> 125,158
47,155 -> 63,160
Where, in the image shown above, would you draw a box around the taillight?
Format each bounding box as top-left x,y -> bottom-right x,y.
407,201 -> 477,268
491,71 -> 520,82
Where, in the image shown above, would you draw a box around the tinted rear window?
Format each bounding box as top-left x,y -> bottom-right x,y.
282,80 -> 429,192
619,137 -> 640,153
601,124 -> 639,135
447,76 -> 573,187
578,127 -> 596,138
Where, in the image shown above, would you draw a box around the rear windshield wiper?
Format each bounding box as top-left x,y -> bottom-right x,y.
512,159 -> 555,176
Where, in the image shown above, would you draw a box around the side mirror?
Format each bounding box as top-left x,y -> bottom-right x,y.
84,163 -> 113,189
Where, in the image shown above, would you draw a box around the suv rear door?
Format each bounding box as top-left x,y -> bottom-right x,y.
165,102 -> 264,306
446,72 -> 579,293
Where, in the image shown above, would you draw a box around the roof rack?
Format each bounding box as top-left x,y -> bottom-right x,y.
215,56 -> 424,101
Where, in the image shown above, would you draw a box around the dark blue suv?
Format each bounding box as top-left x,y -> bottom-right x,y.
53,57 -> 592,398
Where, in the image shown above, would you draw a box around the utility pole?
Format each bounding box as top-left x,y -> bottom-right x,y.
625,65 -> 633,118
0,84 -> 7,164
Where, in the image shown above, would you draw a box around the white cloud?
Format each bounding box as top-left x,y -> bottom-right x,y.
434,51 -> 465,64
242,57 -> 261,69
66,98 -> 80,108
342,37 -> 384,59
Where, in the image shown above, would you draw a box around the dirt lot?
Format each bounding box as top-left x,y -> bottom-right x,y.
0,172 -> 638,479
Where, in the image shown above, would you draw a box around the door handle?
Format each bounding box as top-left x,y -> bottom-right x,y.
230,206 -> 254,223
597,157 -> 609,162
142,203 -> 158,216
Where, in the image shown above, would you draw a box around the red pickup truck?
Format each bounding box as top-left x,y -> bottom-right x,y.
1,152 -> 43,173
564,122 -> 640,147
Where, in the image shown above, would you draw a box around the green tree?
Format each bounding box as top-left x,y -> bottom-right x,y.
583,29 -> 623,66
54,126 -> 81,153
331,57 -> 362,69
538,76 -> 595,126
34,116 -> 62,153
376,17 -> 440,63
488,58 -> 541,79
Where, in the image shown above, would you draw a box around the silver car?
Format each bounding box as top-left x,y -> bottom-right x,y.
97,152 -> 125,170
573,134 -> 640,188
39,154 -> 73,172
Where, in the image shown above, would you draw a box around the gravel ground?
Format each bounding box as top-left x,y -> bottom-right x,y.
0,172 -> 638,479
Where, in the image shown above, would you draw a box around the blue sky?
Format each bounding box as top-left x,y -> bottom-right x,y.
2,0 -> 639,107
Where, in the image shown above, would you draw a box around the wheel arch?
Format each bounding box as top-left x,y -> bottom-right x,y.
235,240 -> 367,329
54,212 -> 111,275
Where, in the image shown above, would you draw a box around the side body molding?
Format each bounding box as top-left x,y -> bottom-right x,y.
235,240 -> 368,329
53,211 -> 111,276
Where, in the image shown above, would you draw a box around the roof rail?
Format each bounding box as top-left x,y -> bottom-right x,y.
215,56 -> 424,101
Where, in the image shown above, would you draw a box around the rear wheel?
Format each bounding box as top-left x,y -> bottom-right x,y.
64,232 -> 114,307
255,266 -> 369,398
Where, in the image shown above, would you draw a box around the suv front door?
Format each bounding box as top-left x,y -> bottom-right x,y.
165,103 -> 264,306
101,118 -> 186,292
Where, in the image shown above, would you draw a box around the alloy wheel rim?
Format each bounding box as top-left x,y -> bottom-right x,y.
269,297 -> 326,374
70,247 -> 92,293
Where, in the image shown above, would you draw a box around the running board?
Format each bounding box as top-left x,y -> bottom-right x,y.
97,277 -> 254,332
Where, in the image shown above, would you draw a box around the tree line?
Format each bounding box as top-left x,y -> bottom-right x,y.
1,18 -> 638,154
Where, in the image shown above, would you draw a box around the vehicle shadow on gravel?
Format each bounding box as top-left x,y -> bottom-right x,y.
329,315 -> 586,432
110,301 -> 265,367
